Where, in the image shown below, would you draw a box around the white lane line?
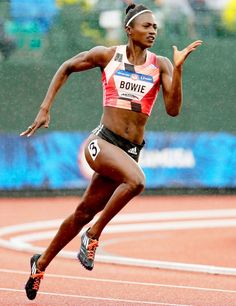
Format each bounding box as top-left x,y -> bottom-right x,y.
1,269 -> 236,294
1,240 -> 235,276
2,210 -> 236,276
2,209 -> 236,235
9,219 -> 236,244
0,288 -> 188,305
114,209 -> 236,222
0,220 -> 61,236
103,219 -> 236,233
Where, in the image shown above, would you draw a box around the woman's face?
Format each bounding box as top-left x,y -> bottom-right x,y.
127,12 -> 158,48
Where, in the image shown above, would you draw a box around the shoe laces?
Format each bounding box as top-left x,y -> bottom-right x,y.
32,271 -> 44,291
87,239 -> 98,260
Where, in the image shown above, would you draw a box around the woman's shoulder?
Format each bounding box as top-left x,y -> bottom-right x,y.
156,55 -> 170,63
155,55 -> 173,72
147,50 -> 170,66
91,45 -> 117,58
89,45 -> 117,67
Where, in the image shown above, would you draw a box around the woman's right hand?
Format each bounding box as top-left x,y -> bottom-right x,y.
20,108 -> 50,137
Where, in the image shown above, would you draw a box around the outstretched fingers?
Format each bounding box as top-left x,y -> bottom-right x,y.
186,40 -> 203,52
180,40 -> 203,62
20,111 -> 50,137
20,123 -> 38,137
20,121 -> 48,137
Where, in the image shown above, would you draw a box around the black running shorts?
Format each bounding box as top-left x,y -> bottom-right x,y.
92,124 -> 144,162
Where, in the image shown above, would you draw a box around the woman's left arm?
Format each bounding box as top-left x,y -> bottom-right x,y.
160,40 -> 203,117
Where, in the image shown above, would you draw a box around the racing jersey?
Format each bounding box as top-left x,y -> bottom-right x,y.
102,45 -> 161,116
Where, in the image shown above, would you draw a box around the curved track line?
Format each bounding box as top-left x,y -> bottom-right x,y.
2,209 -> 236,236
1,210 -> 236,275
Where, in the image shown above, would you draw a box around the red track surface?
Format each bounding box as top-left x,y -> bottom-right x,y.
1,195 -> 236,305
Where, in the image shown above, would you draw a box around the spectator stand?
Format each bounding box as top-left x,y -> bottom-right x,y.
2,0 -> 58,59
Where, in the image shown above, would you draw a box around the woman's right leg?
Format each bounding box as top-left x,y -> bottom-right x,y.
37,173 -> 118,271
25,172 -> 118,300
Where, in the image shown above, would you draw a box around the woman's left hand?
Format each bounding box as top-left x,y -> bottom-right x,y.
173,40 -> 203,68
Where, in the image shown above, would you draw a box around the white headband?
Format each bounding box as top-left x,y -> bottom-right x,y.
126,9 -> 152,27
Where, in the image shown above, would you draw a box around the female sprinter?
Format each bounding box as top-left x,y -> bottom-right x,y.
20,3 -> 202,300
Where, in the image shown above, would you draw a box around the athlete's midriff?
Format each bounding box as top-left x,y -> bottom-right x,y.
101,106 -> 148,145
102,45 -> 161,116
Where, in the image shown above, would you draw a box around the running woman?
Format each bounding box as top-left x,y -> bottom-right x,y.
20,3 -> 202,300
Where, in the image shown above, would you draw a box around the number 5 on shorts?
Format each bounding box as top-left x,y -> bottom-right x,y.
88,139 -> 100,161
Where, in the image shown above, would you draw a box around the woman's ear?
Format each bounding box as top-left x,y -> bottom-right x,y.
125,26 -> 132,36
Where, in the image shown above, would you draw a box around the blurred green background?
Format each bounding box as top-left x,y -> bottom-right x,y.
0,0 -> 236,134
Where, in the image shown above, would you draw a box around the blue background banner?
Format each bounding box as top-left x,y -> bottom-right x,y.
0,131 -> 236,190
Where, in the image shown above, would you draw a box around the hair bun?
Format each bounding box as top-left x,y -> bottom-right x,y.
126,3 -> 136,15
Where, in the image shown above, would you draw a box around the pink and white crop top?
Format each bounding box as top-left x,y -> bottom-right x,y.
102,45 -> 161,116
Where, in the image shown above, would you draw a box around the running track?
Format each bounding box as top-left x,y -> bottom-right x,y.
1,195 -> 236,305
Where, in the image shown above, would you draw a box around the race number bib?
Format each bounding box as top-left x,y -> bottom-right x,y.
88,139 -> 100,161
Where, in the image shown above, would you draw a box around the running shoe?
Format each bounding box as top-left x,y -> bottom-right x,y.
25,254 -> 44,300
77,228 -> 99,271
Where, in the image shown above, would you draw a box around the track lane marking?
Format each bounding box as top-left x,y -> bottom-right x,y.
0,288 -> 189,305
1,268 -> 236,294
8,219 -> 236,244
1,239 -> 236,275
2,209 -> 236,235
1,209 -> 236,275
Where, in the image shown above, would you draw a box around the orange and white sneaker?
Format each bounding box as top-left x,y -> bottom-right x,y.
77,228 -> 99,271
25,254 -> 44,300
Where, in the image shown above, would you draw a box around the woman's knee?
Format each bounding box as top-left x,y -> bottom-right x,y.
126,172 -> 146,195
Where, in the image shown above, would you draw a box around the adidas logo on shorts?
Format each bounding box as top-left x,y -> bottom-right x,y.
128,147 -> 138,155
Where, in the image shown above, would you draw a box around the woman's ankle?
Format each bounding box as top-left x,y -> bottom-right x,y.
37,257 -> 46,272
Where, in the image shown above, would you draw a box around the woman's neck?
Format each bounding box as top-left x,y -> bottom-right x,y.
126,43 -> 147,66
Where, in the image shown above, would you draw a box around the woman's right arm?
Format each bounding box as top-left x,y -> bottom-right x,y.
20,46 -> 113,137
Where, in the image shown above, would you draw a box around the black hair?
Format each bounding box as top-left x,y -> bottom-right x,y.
124,3 -> 150,28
